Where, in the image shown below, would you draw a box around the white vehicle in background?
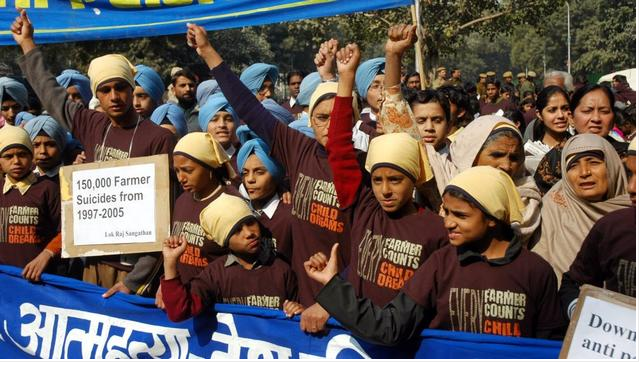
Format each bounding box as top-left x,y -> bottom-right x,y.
598,68 -> 636,90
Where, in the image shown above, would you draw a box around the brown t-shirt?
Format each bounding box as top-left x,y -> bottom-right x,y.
0,176 -> 60,267
190,253 -> 298,310
567,207 -> 636,297
270,123 -> 353,306
347,186 -> 448,306
257,200 -> 294,262
172,191 -> 228,284
402,243 -> 564,338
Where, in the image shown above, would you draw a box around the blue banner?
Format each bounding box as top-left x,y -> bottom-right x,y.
0,0 -> 413,46
0,265 -> 561,359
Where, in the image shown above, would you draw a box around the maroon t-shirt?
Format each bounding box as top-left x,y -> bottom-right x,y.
70,109 -> 175,162
479,99 -> 514,116
567,207 -> 636,297
258,200 -> 294,262
270,123 -> 353,306
347,187 -> 449,306
172,191 -> 228,283
402,244 -> 564,338
0,176 -> 60,267
190,253 -> 298,310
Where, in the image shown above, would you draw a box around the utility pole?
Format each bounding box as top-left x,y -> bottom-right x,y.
566,1 -> 571,74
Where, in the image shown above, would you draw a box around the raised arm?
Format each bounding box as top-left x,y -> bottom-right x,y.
384,24 -> 417,96
11,9 -> 82,133
325,43 -> 362,209
186,23 -> 280,145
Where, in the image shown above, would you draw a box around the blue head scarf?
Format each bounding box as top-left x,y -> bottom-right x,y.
196,79 -> 220,107
150,103 -> 188,137
262,98 -> 294,124
236,138 -> 283,182
0,77 -> 29,109
23,115 -> 67,150
14,111 -> 35,126
289,116 -> 315,139
56,69 -> 92,105
235,125 -> 260,146
239,63 -> 279,95
65,132 -> 83,152
198,94 -> 240,131
355,57 -> 385,100
297,72 -> 322,107
134,65 -> 165,103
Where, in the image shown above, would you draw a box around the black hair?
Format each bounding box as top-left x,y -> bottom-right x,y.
502,110 -> 526,135
612,75 -> 628,84
535,85 -> 570,112
286,71 -> 305,84
438,85 -> 471,126
407,89 -> 451,124
522,91 -> 535,100
519,97 -> 535,108
171,68 -> 197,86
570,84 -> 615,113
224,215 -> 260,247
486,79 -> 500,89
406,71 -> 420,79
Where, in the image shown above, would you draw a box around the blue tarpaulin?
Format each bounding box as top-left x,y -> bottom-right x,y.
0,0 -> 413,45
0,265 -> 562,359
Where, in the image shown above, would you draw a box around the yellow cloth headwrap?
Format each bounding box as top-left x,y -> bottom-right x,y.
0,124 -> 33,155
446,166 -> 524,225
629,136 -> 636,154
199,192 -> 257,246
174,132 -> 237,180
365,132 -> 433,184
87,54 -> 137,95
307,82 -> 359,127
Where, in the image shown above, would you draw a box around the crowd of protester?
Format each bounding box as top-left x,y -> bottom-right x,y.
0,11 -> 635,346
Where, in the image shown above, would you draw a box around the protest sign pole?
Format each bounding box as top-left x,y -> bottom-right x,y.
411,1 -> 428,90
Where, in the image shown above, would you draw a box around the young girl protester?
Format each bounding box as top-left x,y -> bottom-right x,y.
0,125 -> 61,282
161,193 -> 303,321
304,166 -> 566,344
326,38 -> 448,307
235,126 -> 294,261
185,24 -> 356,331
155,132 -> 238,309
522,86 -> 572,176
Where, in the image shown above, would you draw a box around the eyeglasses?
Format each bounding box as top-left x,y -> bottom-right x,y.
312,114 -> 331,128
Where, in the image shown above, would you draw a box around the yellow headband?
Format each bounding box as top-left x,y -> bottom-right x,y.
88,54 -> 137,95
199,193 -> 256,246
445,166 -> 524,225
307,82 -> 359,127
365,132 -> 433,184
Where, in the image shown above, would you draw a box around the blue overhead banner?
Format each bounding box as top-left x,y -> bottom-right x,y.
0,0 -> 413,45
0,265 -> 562,359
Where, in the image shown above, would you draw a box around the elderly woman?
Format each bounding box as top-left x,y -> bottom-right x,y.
531,133 -> 631,285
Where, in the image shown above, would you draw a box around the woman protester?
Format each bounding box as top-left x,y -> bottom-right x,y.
535,84 -> 629,194
304,166 -> 565,344
532,133 -> 631,285
523,86 -> 572,175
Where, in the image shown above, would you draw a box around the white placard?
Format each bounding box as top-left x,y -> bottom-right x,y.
566,296 -> 636,359
72,163 -> 156,245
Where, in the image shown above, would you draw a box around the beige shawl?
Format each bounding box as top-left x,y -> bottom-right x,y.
532,134 -> 631,286
427,115 -> 543,244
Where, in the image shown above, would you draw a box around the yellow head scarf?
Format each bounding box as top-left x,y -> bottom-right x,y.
445,166 -> 524,225
87,54 -> 137,95
307,82 -> 359,127
174,132 -> 237,180
199,192 -> 257,246
365,132 -> 433,184
0,124 -> 33,155
629,136 -> 636,155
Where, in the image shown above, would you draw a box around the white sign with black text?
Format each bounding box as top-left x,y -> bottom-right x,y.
72,163 -> 156,245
